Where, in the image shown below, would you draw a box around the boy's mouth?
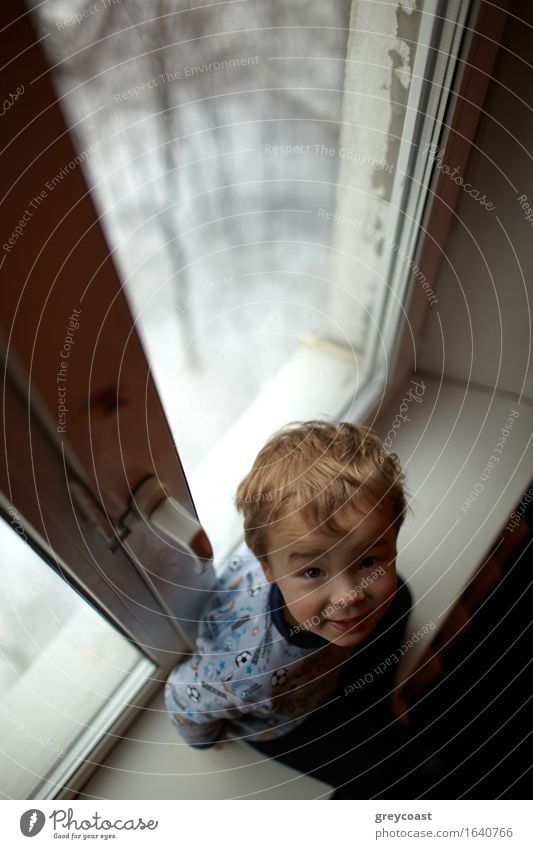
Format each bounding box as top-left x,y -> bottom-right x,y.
328,614 -> 370,633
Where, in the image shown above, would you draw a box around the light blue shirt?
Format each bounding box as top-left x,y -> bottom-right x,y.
165,553 -> 350,747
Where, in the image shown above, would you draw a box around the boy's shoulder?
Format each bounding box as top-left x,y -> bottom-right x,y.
193,554 -> 307,688
208,553 -> 267,618
199,553 -> 270,650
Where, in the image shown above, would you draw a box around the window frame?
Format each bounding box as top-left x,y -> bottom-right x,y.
382,0 -> 512,400
332,0 -> 477,403
0,3 -> 213,797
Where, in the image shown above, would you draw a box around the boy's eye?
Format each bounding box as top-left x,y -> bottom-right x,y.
303,567 -> 324,579
358,556 -> 379,569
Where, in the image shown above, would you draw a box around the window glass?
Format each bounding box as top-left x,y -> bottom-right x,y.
0,511 -> 151,798
30,0 -> 429,558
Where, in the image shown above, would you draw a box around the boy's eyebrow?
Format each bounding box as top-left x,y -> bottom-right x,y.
288,549 -> 325,561
288,537 -> 390,561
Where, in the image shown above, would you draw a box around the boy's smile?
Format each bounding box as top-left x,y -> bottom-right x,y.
261,504 -> 399,646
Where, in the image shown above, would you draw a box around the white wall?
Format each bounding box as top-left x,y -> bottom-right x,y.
417,0 -> 533,400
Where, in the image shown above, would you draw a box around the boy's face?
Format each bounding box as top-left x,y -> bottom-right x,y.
261,504 -> 399,647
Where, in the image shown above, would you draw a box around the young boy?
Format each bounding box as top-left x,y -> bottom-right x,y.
165,420 -> 413,794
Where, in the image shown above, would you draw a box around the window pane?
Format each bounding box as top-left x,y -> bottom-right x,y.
30,0 -> 432,558
0,512 -> 153,798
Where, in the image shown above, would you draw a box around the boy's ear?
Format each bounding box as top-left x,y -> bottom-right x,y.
260,560 -> 275,583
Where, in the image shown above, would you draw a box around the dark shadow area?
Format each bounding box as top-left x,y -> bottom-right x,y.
372,493 -> 533,801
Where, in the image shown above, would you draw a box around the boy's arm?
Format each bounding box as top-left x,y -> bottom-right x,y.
165,663 -> 225,749
164,660 -> 229,749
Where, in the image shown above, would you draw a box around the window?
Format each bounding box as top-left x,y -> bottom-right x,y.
30,0 -> 470,559
0,508 -> 154,798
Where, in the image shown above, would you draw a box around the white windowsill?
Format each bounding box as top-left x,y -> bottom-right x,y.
78,689 -> 334,800
371,371 -> 533,686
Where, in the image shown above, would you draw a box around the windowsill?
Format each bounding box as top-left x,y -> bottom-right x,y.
371,370 -> 533,686
77,689 -> 334,800
79,369 -> 533,799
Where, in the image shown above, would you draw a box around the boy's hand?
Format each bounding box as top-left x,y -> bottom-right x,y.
211,729 -> 232,750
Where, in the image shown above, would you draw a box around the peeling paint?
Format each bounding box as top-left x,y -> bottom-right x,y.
390,40 -> 413,89
372,2 -> 420,201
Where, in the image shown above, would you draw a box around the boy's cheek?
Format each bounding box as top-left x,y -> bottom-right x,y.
377,571 -> 397,600
378,565 -> 398,595
279,594 -> 302,629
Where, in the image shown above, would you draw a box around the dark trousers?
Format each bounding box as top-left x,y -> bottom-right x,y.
248,576 -> 418,797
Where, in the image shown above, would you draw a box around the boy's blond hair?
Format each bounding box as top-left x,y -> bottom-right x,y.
235,420 -> 407,560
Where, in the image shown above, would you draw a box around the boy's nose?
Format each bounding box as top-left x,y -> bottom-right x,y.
330,581 -> 365,610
